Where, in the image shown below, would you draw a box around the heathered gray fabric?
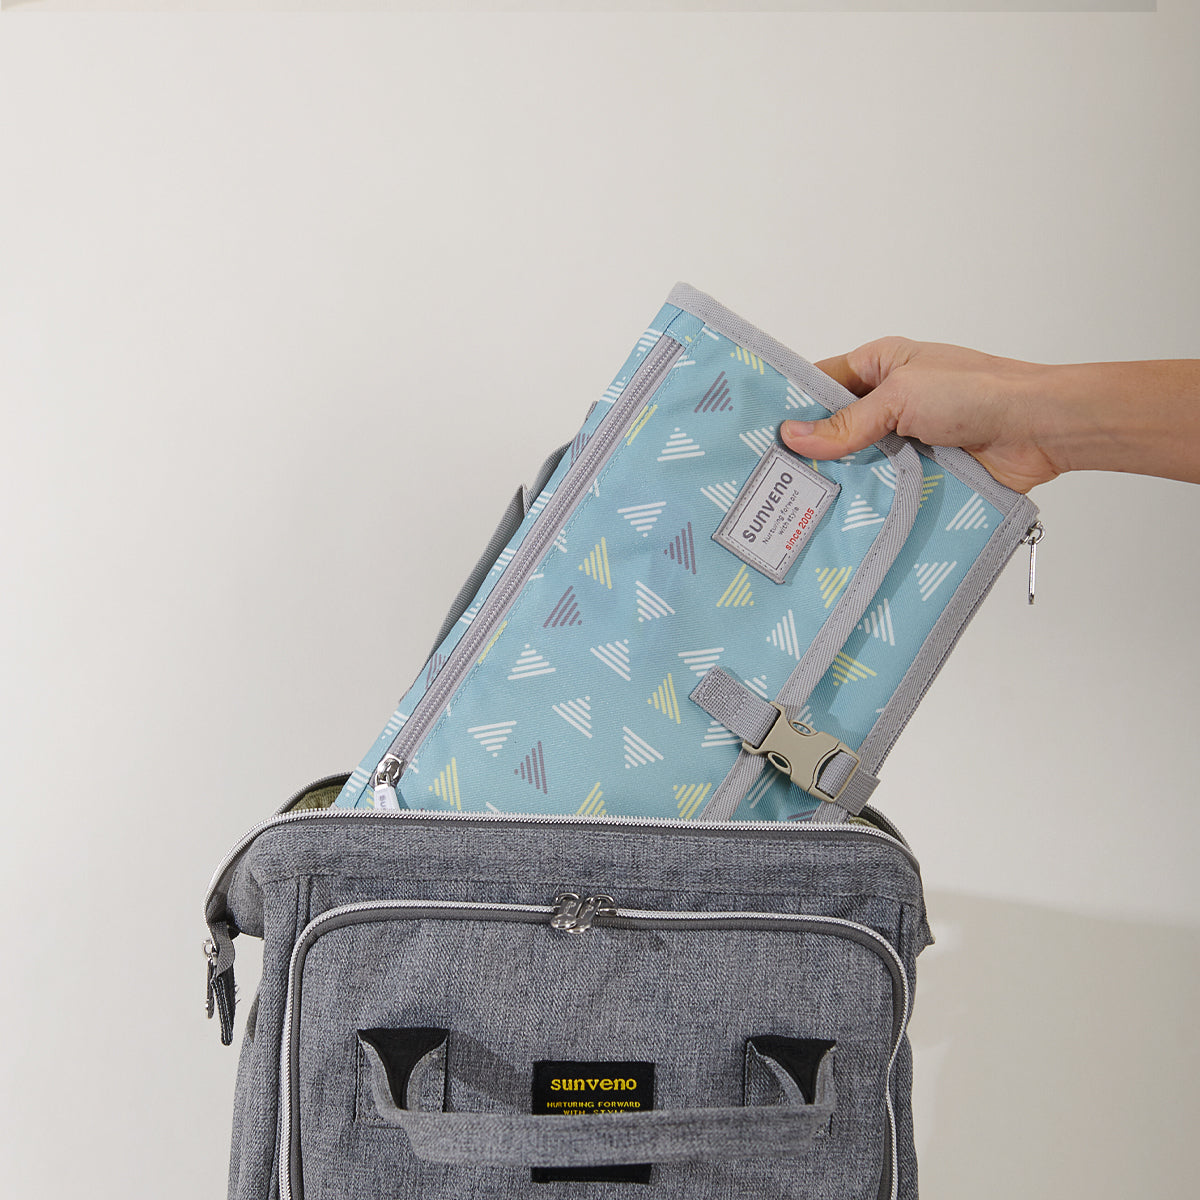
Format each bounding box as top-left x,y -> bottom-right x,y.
213,809 -> 930,1200
360,1036 -> 836,1164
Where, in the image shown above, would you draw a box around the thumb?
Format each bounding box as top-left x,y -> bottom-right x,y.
781,389 -> 900,460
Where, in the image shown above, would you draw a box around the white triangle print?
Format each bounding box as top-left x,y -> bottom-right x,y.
467,720 -> 517,757
857,598 -> 896,646
701,480 -> 741,512
622,726 -> 663,769
590,639 -> 631,681
913,561 -> 958,601
945,492 -> 989,531
507,643 -> 555,680
739,426 -> 776,457
766,610 -> 801,660
657,427 -> 704,462
842,495 -> 885,531
617,501 -> 666,536
635,580 -> 675,623
677,647 -> 723,677
552,696 -> 593,739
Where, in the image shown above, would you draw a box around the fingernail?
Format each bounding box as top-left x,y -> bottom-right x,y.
782,420 -> 815,439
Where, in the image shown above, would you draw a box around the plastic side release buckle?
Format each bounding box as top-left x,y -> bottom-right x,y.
742,702 -> 860,805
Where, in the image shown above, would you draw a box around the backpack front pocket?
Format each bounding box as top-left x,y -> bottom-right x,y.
281,898 -> 908,1200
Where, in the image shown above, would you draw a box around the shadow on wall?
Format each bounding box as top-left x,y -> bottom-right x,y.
910,891 -> 1200,1199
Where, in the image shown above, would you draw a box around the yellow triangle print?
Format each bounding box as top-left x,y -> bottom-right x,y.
576,782 -> 606,817
647,673 -> 682,724
625,403 -> 657,446
717,564 -> 755,608
477,620 -> 508,664
578,537 -> 613,589
729,346 -> 766,375
920,474 -> 944,506
674,782 -> 713,821
815,566 -> 853,609
429,757 -> 462,810
830,652 -> 877,687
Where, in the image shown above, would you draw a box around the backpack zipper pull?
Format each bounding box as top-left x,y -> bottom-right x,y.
371,755 -> 404,811
1020,522 -> 1044,605
551,892 -> 616,933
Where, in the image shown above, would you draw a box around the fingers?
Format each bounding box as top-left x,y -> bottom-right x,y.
781,392 -> 900,460
814,337 -> 913,397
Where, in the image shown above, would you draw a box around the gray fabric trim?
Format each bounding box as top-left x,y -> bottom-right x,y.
359,1037 -> 836,1166
859,493 -> 1040,770
700,436 -> 922,823
688,667 -> 778,746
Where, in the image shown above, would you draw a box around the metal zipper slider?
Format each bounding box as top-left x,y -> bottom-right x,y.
1020,522 -> 1044,605
551,892 -> 616,933
371,755 -> 404,811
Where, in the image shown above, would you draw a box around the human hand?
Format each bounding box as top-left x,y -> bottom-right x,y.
780,338 -> 1059,494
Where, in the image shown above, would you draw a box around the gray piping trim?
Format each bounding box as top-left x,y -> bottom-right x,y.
859,493 -> 1039,770
699,435 -> 922,823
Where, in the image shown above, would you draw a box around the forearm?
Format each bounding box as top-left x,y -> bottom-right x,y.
1029,359 -> 1200,485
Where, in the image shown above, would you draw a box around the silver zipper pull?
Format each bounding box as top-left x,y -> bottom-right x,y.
371,755 -> 404,811
550,892 -> 617,932
550,893 -> 583,930
571,894 -> 617,933
204,938 -> 219,1018
1020,522 -> 1044,605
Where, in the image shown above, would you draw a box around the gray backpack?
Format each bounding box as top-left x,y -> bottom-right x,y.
206,789 -> 928,1199
206,285 -> 1035,1197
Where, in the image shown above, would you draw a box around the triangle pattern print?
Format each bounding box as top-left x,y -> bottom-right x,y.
831,652 -> 877,687
625,403 -> 657,446
694,372 -> 733,413
429,758 -> 462,810
508,644 -> 555,681
578,538 -> 613,589
514,741 -> 549,794
622,726 -> 663,769
424,652 -> 448,689
914,561 -> 958,601
647,673 -> 682,724
702,719 -> 740,748
635,580 -> 675,623
730,346 -> 766,375
842,495 -> 885,531
716,564 -> 754,608
591,639 -> 632,681
739,427 -> 776,457
675,783 -> 712,821
618,501 -> 666,537
468,721 -> 517,757
544,586 -> 583,628
576,782 -> 605,817
701,480 -> 740,512
767,610 -> 802,661
553,696 -> 593,739
920,474 -> 944,506
658,427 -> 704,462
815,566 -> 853,609
664,522 -> 698,574
858,599 -> 896,646
785,382 -> 817,409
678,647 -> 723,678
945,492 -> 989,531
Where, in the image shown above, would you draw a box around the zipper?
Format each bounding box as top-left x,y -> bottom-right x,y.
205,801 -> 920,924
278,895 -> 909,1200
1020,521 -> 1044,605
365,331 -> 687,802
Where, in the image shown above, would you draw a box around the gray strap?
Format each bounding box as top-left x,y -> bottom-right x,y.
690,668 -> 878,821
360,1040 -> 835,1166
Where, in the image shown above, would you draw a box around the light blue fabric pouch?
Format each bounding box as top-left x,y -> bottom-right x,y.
334,284 -> 1039,824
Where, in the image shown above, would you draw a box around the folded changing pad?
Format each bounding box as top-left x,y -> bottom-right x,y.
334,284 -> 1039,823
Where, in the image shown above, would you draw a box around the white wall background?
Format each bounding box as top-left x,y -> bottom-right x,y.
2,6 -> 1197,1197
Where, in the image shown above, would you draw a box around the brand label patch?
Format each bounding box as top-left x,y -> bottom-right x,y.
531,1060 -> 655,1184
712,444 -> 840,583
